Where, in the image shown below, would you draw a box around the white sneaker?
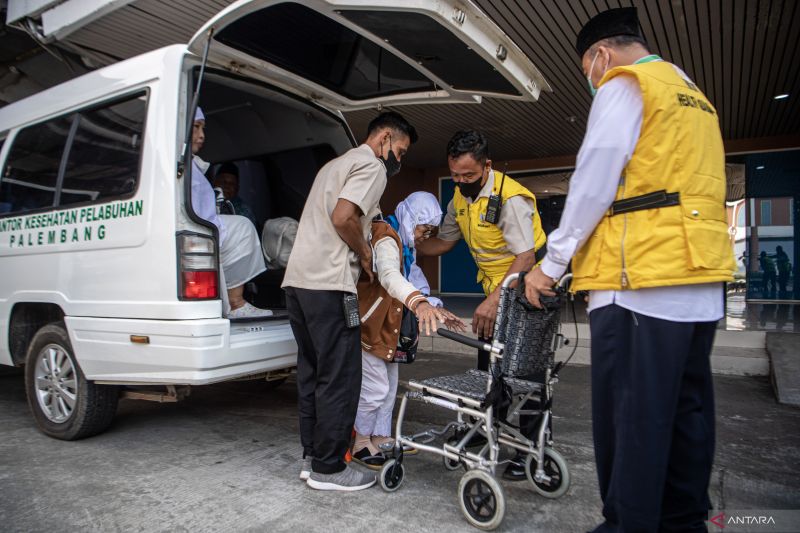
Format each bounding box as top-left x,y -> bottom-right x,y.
227,302 -> 273,319
300,456 -> 313,481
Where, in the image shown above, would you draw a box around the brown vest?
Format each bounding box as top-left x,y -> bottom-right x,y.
357,222 -> 423,361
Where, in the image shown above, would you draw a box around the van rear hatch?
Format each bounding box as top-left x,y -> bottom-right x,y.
188,0 -> 550,111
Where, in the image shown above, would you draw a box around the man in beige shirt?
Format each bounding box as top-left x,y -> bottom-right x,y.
282,112 -> 417,491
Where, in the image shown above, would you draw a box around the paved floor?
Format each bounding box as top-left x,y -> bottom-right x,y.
1,352 -> 799,532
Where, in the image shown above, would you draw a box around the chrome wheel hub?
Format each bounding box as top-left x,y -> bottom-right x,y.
34,344 -> 77,423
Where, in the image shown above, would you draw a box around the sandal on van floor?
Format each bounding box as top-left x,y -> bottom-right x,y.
227,302 -> 273,319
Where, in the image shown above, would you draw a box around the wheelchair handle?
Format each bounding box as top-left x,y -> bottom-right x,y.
437,329 -> 503,355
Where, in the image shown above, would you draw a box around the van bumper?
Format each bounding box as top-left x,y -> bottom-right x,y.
65,316 -> 297,385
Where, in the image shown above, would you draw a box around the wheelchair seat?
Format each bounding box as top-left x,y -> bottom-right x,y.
410,369 -> 543,403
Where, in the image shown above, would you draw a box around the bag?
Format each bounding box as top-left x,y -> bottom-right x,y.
392,307 -> 418,364
261,217 -> 298,269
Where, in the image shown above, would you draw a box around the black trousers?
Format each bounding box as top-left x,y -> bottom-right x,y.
590,304 -> 716,533
285,287 -> 362,475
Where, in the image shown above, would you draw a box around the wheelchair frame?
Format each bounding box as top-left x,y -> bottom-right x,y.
379,272 -> 572,530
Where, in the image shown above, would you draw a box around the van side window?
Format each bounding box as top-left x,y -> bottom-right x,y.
59,94 -> 146,206
0,117 -> 72,215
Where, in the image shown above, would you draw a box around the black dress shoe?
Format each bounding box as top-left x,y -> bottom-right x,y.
502,454 -> 527,481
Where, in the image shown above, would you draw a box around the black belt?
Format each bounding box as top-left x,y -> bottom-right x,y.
534,243 -> 547,263
610,190 -> 680,216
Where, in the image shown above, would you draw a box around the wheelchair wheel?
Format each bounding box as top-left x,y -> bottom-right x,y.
458,469 -> 506,531
443,453 -> 463,471
525,447 -> 570,498
379,458 -> 405,492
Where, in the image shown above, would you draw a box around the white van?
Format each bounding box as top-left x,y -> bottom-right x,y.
0,0 -> 548,439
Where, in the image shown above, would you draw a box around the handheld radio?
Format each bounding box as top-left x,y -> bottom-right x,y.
484,163 -> 508,224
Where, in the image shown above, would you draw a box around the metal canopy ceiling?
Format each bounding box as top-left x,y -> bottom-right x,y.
347,0 -> 800,168
8,0 -> 800,169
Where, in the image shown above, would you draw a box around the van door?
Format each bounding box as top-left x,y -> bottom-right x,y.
187,0 -> 550,111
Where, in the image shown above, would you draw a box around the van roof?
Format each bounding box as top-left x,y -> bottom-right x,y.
0,44 -> 188,132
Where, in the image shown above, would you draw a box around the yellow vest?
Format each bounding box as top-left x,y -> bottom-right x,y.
453,171 -> 547,295
571,61 -> 736,291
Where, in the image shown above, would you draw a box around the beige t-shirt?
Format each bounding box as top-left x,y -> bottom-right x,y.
282,144 -> 386,293
439,172 -> 536,254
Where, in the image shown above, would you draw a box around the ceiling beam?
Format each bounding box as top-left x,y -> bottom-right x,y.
6,0 -> 62,24
41,0 -> 135,41
724,135 -> 800,155
422,135 -> 800,179
7,0 -> 136,42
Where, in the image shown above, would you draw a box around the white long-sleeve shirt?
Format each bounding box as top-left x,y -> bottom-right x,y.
191,156 -> 226,246
374,236 -> 426,308
540,67 -> 723,322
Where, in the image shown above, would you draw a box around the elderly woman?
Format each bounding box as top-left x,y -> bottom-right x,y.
351,192 -> 465,469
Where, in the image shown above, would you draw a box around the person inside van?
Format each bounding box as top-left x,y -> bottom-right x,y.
213,162 -> 257,228
191,107 -> 271,319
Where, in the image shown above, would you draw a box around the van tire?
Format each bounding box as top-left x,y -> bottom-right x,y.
24,323 -> 119,440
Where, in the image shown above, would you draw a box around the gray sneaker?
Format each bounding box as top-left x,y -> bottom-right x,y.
306,464 -> 376,491
299,457 -> 313,481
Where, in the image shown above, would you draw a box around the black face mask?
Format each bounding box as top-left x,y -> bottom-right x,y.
457,177 -> 484,200
380,138 -> 402,178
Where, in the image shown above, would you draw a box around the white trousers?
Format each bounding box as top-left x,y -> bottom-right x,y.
354,351 -> 398,437
219,214 -> 266,289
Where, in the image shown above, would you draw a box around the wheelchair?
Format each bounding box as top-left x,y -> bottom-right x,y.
378,272 -> 572,530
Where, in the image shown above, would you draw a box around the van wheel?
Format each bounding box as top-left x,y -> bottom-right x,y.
24,324 -> 119,440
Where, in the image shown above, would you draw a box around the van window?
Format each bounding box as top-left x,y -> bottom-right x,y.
0,116 -> 72,215
0,92 -> 146,216
339,10 -> 520,96
215,2 -> 435,100
59,94 -> 146,205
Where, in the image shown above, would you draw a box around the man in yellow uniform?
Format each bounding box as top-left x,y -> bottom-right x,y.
417,129 -> 547,480
524,8 -> 736,532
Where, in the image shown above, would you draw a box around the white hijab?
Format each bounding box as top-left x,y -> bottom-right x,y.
394,192 -> 443,305
394,191 -> 442,247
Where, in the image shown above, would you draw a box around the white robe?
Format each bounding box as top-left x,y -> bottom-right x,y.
219,214 -> 266,289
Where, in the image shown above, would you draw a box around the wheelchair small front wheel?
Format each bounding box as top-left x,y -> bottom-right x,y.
443,453 -> 463,471
379,458 -> 405,492
525,447 -> 570,498
458,469 -> 506,531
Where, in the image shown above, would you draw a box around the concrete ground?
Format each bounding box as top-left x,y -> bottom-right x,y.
1,352 -> 799,533
768,332 -> 800,407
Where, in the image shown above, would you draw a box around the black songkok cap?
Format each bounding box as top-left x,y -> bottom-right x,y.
576,7 -> 643,58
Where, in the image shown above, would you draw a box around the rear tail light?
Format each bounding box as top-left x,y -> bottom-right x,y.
177,233 -> 218,300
